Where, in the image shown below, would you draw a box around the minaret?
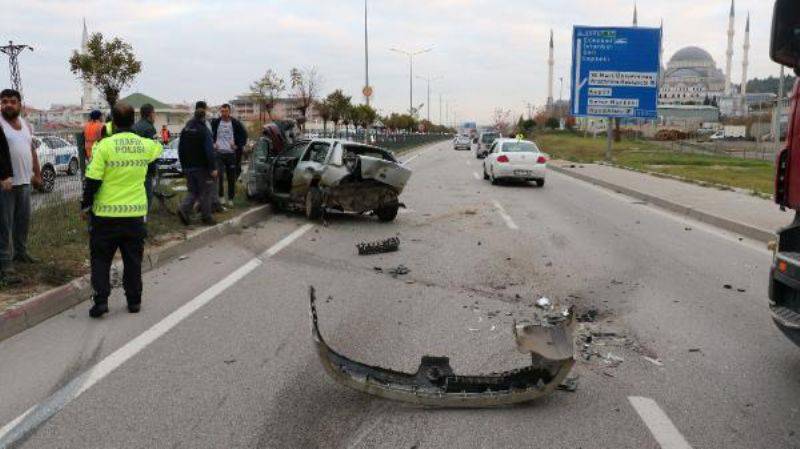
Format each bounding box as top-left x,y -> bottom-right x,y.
80,18 -> 94,110
633,3 -> 638,27
725,0 -> 735,96
547,30 -> 554,110
740,12 -> 750,114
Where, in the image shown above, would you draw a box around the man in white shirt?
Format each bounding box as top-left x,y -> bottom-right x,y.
0,89 -> 42,284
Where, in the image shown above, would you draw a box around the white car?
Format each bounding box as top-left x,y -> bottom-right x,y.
33,135 -> 80,193
156,138 -> 182,175
482,138 -> 547,187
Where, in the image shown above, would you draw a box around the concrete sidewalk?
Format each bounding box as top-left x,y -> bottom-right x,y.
550,162 -> 792,243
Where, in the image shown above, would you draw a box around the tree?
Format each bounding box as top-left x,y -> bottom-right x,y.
290,67 -> 322,131
492,108 -> 512,135
545,117 -> 560,129
325,90 -> 352,133
352,104 -> 378,130
69,33 -> 142,107
250,69 -> 285,121
314,100 -> 332,133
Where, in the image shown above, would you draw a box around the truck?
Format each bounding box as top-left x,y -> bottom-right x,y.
768,0 -> 800,346
709,125 -> 747,141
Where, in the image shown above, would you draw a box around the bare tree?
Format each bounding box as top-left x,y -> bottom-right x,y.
492,108 -> 512,135
250,69 -> 285,121
69,33 -> 141,107
290,67 -> 322,130
314,100 -> 332,134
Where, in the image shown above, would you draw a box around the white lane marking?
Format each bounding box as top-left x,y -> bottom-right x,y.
472,172 -> 481,181
401,153 -> 421,166
492,200 -> 519,230
629,397 -> 693,449
0,224 -> 314,448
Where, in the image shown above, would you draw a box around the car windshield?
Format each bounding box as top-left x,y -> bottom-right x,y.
482,134 -> 499,143
501,141 -> 539,153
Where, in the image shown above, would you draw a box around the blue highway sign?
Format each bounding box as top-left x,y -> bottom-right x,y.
570,26 -> 662,118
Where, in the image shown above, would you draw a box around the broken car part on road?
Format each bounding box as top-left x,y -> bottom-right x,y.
309,287 -> 576,407
357,237 -> 401,256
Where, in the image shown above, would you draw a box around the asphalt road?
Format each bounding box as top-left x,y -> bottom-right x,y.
1,140 -> 798,449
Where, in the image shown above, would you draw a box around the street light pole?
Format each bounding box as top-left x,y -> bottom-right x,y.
417,75 -> 442,123
364,0 -> 370,106
390,46 -> 433,115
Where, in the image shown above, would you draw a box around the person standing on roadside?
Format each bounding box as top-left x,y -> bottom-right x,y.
0,89 -> 43,285
161,125 -> 170,145
177,101 -> 217,226
81,102 -> 162,318
210,104 -> 247,207
132,103 -> 158,209
83,110 -> 103,162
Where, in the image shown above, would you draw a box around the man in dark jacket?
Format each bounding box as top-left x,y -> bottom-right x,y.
132,103 -> 158,210
177,101 -> 217,226
210,104 -> 247,207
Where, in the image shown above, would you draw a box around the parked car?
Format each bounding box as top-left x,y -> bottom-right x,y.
453,135 -> 471,151
156,138 -> 182,175
252,138 -> 412,221
475,132 -> 501,159
32,135 -> 80,193
482,138 -> 547,187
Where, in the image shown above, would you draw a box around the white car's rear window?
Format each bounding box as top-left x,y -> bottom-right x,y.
501,142 -> 539,153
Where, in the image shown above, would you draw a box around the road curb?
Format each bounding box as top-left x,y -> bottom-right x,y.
0,204 -> 271,343
549,164 -> 776,243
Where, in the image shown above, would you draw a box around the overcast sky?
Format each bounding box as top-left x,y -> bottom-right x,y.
0,0 -> 782,123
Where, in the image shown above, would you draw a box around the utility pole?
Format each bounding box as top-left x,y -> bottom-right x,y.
0,41 -> 34,100
390,46 -> 433,115
417,74 -> 442,123
439,93 -> 443,125
364,0 -> 371,106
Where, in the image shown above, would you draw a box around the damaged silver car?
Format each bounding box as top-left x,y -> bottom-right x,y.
309,287 -> 576,407
251,138 -> 411,222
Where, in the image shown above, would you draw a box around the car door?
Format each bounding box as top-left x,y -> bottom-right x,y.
484,142 -> 499,172
249,138 -> 271,195
292,141 -> 332,198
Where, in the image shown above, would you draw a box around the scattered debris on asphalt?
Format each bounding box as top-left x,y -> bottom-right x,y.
689,348 -> 702,353
224,359 -> 236,364
536,297 -> 553,309
642,356 -> 664,367
724,284 -> 733,290
737,288 -> 747,293
178,255 -> 189,261
388,265 -> 410,277
577,308 -> 598,323
685,227 -> 693,231
357,237 -> 401,256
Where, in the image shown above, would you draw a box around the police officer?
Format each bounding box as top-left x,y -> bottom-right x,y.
81,102 -> 163,318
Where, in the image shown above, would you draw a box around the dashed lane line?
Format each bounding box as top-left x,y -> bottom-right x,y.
629,397 -> 693,449
0,224 -> 315,449
492,199 -> 519,230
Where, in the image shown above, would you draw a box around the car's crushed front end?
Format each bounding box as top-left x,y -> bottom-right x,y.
309,287 -> 576,407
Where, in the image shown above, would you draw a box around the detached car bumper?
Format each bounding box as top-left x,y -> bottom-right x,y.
310,287 -> 576,407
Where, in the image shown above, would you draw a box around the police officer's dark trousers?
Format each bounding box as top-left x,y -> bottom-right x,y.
90,215 -> 147,307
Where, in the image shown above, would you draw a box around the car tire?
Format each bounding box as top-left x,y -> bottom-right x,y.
535,179 -> 545,187
483,167 -> 490,180
67,158 -> 79,176
376,203 -> 399,222
305,187 -> 324,220
490,169 -> 499,185
39,165 -> 56,193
